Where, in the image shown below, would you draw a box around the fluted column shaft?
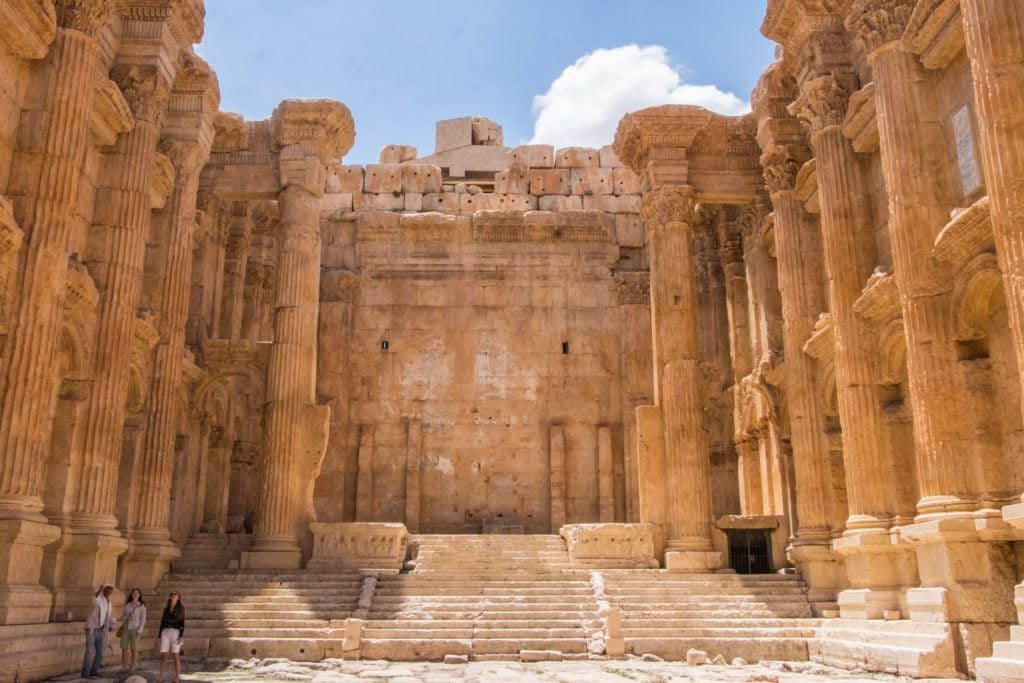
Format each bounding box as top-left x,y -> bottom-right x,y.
870,43 -> 980,514
74,100 -> 164,529
812,125 -> 897,530
253,182 -> 321,541
0,28 -> 100,519
130,146 -> 205,536
765,184 -> 832,542
642,187 -> 717,555
961,0 -> 1024,421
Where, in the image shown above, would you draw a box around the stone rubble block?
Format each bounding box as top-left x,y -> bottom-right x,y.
529,168 -> 570,196
363,163 -> 403,193
583,194 -> 641,213
401,163 -> 442,193
612,167 -> 641,195
570,167 -> 613,195
687,648 -> 708,665
379,144 -> 417,164
511,144 -> 554,168
443,654 -> 468,664
556,146 -> 600,168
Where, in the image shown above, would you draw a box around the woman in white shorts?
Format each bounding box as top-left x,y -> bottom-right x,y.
156,590 -> 185,683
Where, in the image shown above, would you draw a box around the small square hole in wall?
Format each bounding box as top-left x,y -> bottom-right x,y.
381,339 -> 389,352
562,341 -> 570,355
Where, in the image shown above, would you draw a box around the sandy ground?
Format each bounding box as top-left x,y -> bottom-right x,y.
50,657 -> 962,683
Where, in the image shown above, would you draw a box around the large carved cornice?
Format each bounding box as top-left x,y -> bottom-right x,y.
162,50 -> 220,153
904,0 -> 963,70
56,0 -> 114,36
613,105 -> 712,179
845,0 -> 915,54
117,0 -> 204,50
762,0 -> 846,53
0,0 -> 56,58
640,184 -> 696,227
89,76 -> 134,146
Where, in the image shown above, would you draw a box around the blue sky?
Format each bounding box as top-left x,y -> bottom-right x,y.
198,1 -> 776,164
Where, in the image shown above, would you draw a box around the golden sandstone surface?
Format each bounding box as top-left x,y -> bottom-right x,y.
0,1 -> 1023,681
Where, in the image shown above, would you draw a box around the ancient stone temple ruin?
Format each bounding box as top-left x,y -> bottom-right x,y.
1,0 -> 1024,680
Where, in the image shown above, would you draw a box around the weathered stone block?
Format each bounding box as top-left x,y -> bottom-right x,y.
538,195 -> 583,212
615,214 -> 644,247
612,167 -> 641,195
422,192 -> 460,212
583,194 -> 641,213
356,192 -> 404,211
555,146 -> 600,168
401,163 -> 442,193
560,523 -> 659,568
529,168 -> 570,196
511,144 -> 554,168
599,145 -> 624,168
403,192 -> 422,212
335,164 -> 365,193
363,164 -> 403,193
570,167 -> 613,195
379,144 -> 417,164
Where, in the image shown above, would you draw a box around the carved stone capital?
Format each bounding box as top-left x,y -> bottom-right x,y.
640,185 -> 695,228
111,65 -> 171,127
846,0 -> 914,53
271,99 -> 355,162
760,146 -> 806,195
790,73 -> 854,132
158,137 -> 206,177
55,0 -> 114,36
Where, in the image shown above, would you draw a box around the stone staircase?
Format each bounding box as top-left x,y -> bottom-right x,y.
152,569 -> 364,661
977,625 -> 1024,682
600,569 -> 816,661
171,531 -> 252,572
363,535 -> 599,660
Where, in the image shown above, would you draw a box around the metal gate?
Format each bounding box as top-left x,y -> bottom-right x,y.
726,529 -> 772,574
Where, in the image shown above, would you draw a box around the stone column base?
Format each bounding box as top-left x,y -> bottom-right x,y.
789,542 -> 846,615
241,535 -> 304,570
0,518 -> 60,625
664,549 -> 722,572
834,529 -> 917,619
119,536 -> 181,591
902,517 -> 1017,624
47,531 -> 128,621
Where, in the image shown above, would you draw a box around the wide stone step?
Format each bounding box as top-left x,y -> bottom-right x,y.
627,636 -> 810,662
369,610 -> 598,621
192,609 -> 353,620
622,626 -> 816,638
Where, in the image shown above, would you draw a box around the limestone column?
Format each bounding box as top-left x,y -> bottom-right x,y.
961,0 -> 1024,420
52,64 -> 171,616
641,185 -> 721,570
759,146 -> 844,604
121,63 -> 217,589
847,0 -> 1016,627
242,100 -> 354,569
0,2 -> 112,625
791,70 -> 916,618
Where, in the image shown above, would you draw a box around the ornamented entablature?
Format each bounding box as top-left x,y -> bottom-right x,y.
0,0 -> 56,59
163,51 -> 220,151
613,105 -> 714,181
117,0 -> 204,55
762,0 -> 846,48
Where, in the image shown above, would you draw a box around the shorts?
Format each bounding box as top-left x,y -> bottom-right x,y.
160,628 -> 182,654
120,627 -> 140,650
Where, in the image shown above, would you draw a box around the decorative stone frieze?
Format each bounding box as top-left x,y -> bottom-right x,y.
560,523 -> 659,569
307,522 -> 408,572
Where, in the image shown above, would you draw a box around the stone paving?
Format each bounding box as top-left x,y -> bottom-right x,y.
51,658 -> 962,683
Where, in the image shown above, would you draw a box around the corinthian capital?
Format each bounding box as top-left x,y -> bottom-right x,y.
158,138 -> 207,178
112,65 -> 171,127
272,99 -> 355,162
55,0 -> 114,35
640,185 -> 696,228
789,73 -> 854,132
846,0 -> 914,53
760,147 -> 804,195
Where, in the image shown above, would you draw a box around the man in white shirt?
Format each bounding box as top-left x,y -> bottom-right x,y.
81,584 -> 116,678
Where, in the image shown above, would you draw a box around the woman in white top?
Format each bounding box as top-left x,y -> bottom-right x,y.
118,588 -> 147,673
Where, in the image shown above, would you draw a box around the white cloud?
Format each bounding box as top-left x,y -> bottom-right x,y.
529,44 -> 749,148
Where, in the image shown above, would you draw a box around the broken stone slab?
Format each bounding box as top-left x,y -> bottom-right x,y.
713,654 -> 728,665
379,144 -> 417,164
687,648 -> 708,665
443,654 -> 468,664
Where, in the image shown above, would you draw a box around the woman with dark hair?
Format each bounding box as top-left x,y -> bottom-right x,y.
157,591 -> 185,683
118,588 -> 146,673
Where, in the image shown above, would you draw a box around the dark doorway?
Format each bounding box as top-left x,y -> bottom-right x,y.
726,529 -> 772,574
